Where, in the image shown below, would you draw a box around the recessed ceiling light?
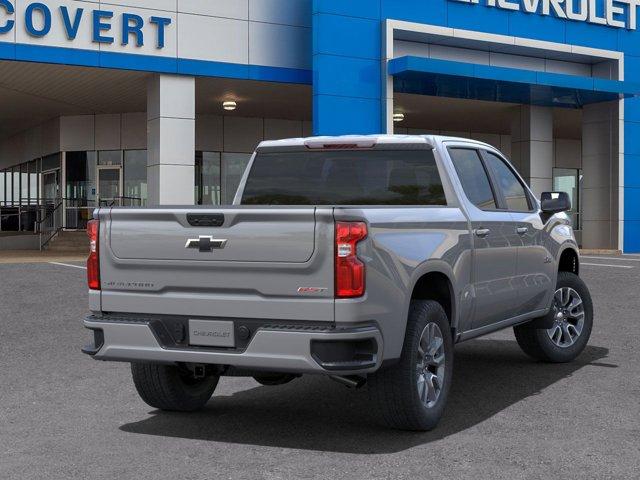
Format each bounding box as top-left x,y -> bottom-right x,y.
393,113 -> 405,122
223,101 -> 237,111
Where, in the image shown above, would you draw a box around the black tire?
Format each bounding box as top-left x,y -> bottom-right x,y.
130,363 -> 219,412
514,271 -> 593,363
253,374 -> 297,386
368,300 -> 454,431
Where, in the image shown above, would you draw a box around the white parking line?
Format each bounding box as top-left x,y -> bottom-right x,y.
582,256 -> 640,262
581,263 -> 634,269
49,262 -> 87,270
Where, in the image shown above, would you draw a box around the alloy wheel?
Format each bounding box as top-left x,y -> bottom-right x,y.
547,287 -> 585,348
416,322 -> 446,408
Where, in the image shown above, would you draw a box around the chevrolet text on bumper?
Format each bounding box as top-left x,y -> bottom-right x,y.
83,135 -> 594,431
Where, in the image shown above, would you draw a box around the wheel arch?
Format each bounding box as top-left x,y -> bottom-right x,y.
407,262 -> 458,338
558,245 -> 580,276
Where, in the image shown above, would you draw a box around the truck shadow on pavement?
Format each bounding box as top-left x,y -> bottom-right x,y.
120,339 -> 611,454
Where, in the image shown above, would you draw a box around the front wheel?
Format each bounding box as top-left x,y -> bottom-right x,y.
368,300 -> 454,431
514,271 -> 593,363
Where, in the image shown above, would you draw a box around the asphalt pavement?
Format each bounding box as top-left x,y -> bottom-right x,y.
1,257 -> 639,479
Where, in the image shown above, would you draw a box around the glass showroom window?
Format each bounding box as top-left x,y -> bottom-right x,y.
195,152 -> 221,205
98,150 -> 122,166
124,150 -> 147,206
65,152 -> 97,230
0,170 -> 5,205
195,152 -> 251,205
41,153 -> 61,172
222,153 -> 251,204
66,152 -> 96,201
5,168 -> 13,206
28,160 -> 39,204
20,163 -> 29,205
13,167 -> 20,204
553,168 -> 582,230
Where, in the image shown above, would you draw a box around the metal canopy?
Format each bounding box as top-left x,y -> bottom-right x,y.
389,56 -> 640,108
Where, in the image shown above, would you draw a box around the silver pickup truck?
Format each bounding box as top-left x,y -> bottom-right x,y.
82,135 -> 593,431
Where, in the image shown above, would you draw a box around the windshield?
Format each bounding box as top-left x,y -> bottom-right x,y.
240,149 -> 446,206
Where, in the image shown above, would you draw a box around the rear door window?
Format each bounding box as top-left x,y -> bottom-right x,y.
448,148 -> 498,210
241,150 -> 447,206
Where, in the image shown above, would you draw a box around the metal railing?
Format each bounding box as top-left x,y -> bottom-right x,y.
0,201 -> 43,232
2,196 -> 145,247
98,196 -> 145,207
34,199 -> 64,251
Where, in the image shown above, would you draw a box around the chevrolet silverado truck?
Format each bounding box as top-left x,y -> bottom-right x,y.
82,135 -> 593,431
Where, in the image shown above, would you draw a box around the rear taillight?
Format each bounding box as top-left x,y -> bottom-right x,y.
87,219 -> 100,290
335,221 -> 367,298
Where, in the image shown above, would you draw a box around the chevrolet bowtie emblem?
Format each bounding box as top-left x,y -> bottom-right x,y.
185,236 -> 228,252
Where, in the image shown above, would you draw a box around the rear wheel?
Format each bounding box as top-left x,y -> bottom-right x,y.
131,363 -> 219,412
368,300 -> 453,431
514,271 -> 593,363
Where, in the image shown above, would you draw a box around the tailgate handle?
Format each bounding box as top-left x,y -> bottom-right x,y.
187,213 -> 225,227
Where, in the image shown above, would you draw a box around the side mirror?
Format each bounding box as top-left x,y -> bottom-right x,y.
541,191 -> 571,214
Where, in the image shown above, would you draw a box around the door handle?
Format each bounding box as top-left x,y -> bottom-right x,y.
474,228 -> 491,238
516,227 -> 529,235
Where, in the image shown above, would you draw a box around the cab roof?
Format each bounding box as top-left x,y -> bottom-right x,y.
256,134 -> 495,151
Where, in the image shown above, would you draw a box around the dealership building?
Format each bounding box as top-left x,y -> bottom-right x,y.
0,0 -> 639,251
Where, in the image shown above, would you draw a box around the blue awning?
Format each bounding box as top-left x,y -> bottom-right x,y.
389,56 -> 640,108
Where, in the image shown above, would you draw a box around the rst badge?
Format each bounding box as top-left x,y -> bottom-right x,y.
185,236 -> 227,253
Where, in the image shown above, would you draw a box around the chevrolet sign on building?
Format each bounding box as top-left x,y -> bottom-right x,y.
0,0 -> 639,253
451,0 -> 640,29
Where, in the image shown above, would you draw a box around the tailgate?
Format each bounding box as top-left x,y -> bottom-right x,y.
98,207 -> 335,322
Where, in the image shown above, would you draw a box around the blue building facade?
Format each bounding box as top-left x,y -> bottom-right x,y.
312,0 -> 640,252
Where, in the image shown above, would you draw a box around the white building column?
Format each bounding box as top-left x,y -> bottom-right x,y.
581,102 -> 619,250
510,105 -> 554,198
147,74 -> 195,206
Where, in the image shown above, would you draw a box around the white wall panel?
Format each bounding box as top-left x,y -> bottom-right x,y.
178,0 -> 248,20
249,0 -> 311,27
224,116 -> 263,153
264,119 -> 302,140
554,139 -> 582,169
98,5 -> 177,58
177,14 -> 248,63
394,40 -> 429,57
490,52 -> 545,71
147,74 -> 195,120
24,125 -> 43,162
15,0 -> 98,51
249,22 -> 310,69
430,45 -> 489,65
41,117 -> 61,156
60,115 -> 95,151
103,0 -> 177,13
95,114 -> 121,150
545,59 -> 591,77
195,114 -> 223,152
121,112 -> 146,150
